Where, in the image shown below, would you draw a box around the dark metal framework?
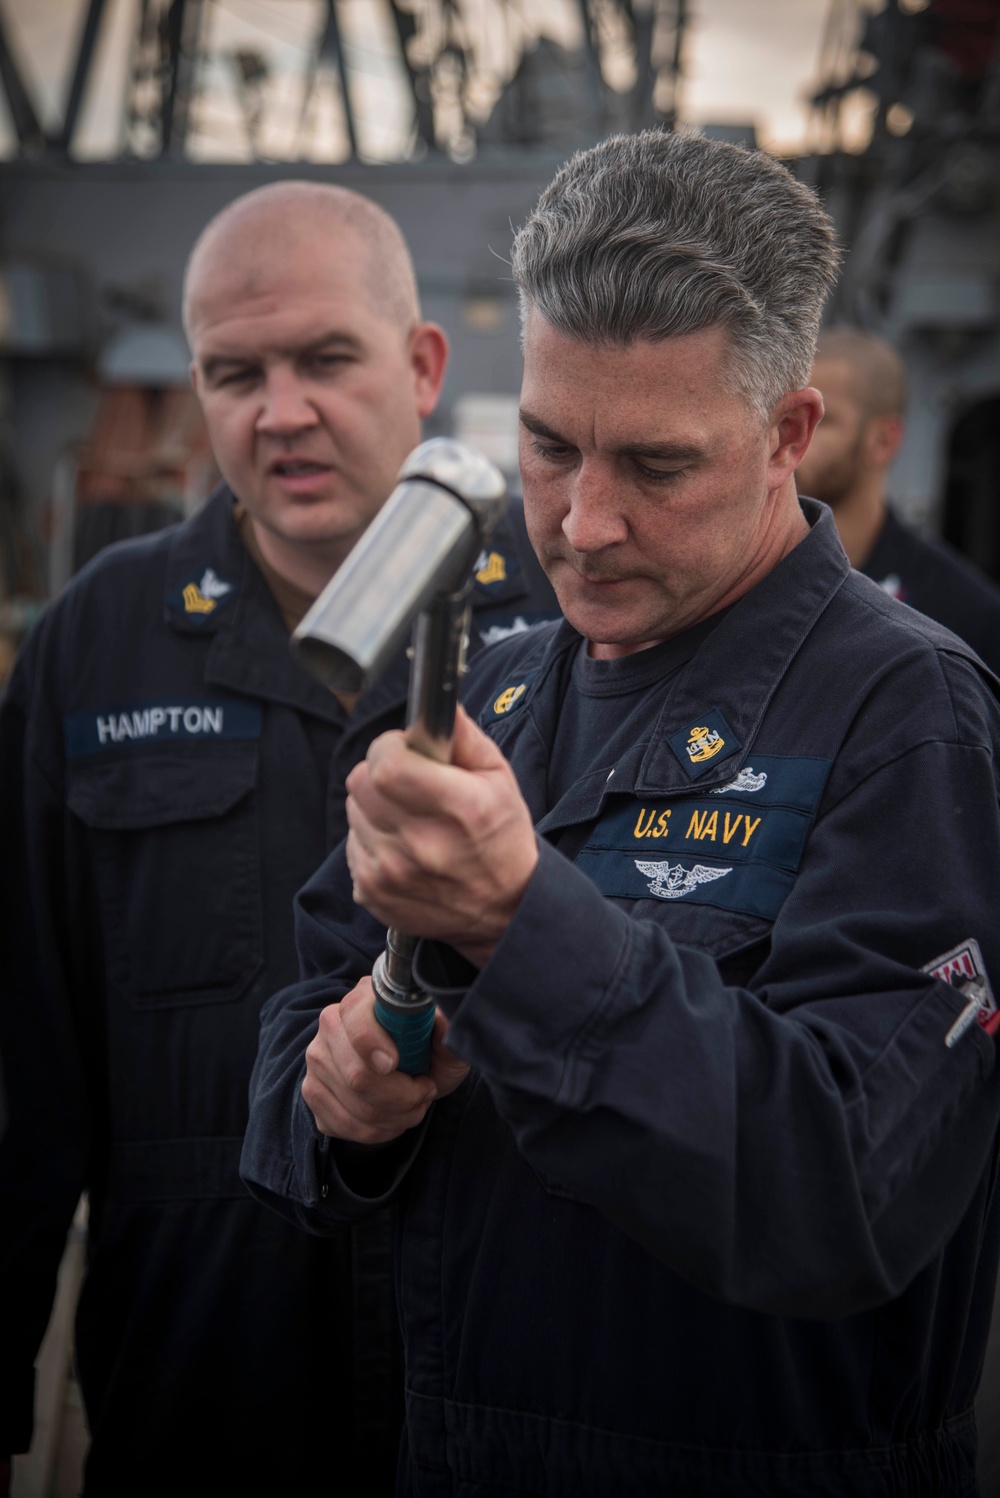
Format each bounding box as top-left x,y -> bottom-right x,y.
0,0 -> 687,162
810,0 -> 1000,156
803,0 -> 1000,584
805,0 -> 1000,325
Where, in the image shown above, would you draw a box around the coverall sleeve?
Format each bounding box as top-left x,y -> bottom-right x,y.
0,635 -> 92,1454
421,728 -> 1000,1320
241,846 -> 427,1230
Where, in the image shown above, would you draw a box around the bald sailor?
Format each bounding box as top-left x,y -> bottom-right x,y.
0,182 -> 556,1498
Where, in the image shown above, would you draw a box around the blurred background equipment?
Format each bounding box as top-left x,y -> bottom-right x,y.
0,0 -> 684,681
0,0 -> 997,648
804,0 -> 1000,578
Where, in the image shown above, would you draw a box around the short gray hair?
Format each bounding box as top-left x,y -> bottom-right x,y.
511,130 -> 840,418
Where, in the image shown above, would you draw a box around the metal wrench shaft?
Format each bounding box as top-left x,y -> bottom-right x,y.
371,585 -> 472,1073
292,438 -> 507,1074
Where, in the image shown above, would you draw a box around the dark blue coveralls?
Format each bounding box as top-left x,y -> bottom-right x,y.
0,484 -> 557,1497
243,501 -> 1000,1497
862,506 -> 1000,675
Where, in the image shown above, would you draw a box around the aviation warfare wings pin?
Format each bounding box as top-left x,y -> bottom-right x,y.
635,859 -> 732,901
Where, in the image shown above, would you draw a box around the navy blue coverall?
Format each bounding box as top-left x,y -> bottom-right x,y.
0,484 -> 557,1496
862,506 -> 1000,675
243,501 -> 1000,1497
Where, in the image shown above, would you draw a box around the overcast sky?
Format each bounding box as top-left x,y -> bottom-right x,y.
0,0 -> 838,161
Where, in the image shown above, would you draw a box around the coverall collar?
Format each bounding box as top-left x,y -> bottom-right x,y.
635,498 -> 850,793
163,486 -> 346,725
509,499 -> 850,835
163,486 -> 541,733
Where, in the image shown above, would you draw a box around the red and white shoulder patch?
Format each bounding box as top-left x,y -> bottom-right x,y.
923,938 -> 998,1047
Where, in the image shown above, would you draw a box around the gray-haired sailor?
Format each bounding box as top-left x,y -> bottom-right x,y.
243,132 -> 1000,1497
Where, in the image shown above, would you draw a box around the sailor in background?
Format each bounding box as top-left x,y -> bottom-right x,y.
796,325 -> 1000,673
0,182 -> 556,1497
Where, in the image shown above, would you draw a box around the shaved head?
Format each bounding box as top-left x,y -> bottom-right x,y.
182,179 -> 448,595
183,181 -> 420,342
797,326 -> 907,558
813,327 -> 908,422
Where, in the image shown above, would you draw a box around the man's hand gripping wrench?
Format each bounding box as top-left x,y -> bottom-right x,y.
292,438 -> 506,1074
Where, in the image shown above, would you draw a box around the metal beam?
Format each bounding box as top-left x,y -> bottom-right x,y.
626,0 -> 658,130
576,0 -> 607,135
387,0 -> 436,150
162,0 -> 206,158
161,0 -> 185,155
319,0 -> 358,159
661,0 -> 686,129
57,0 -> 110,155
0,1 -> 46,153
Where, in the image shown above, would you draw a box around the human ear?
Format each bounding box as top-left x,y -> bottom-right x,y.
769,387 -> 824,487
409,323 -> 449,419
866,412 -> 905,468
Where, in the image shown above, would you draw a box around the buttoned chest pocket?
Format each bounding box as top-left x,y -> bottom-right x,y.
67,746 -> 263,1009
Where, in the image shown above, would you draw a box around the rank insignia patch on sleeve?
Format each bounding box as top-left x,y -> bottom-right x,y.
923,938 -> 999,1045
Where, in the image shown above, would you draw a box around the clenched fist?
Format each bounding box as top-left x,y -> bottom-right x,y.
345,705 -> 538,968
303,978 -> 469,1144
